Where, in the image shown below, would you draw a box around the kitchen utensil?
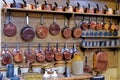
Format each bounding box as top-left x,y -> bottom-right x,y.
62,17 -> 71,39
49,15 -> 60,36
74,2 -> 84,13
1,44 -> 12,65
95,4 -> 105,14
24,44 -> 35,64
70,43 -> 78,58
85,4 -> 94,13
13,43 -> 23,63
62,43 -> 71,60
35,43 -> 45,63
54,42 -> 63,61
72,16 -> 82,38
21,13 -> 35,41
3,13 -> 17,37
11,0 -> 23,8
53,2 -> 63,11
84,56 -> 92,73
45,43 -> 54,62
42,0 -> 52,10
23,0 -> 33,9
64,2 -> 73,12
36,14 -> 48,39
105,5 -> 113,15
2,0 -> 11,8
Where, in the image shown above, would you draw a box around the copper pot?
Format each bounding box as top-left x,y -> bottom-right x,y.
42,1 -> 52,10
64,2 -> 73,12
53,2 -> 63,11
95,4 -> 105,14
74,2 -> 84,13
2,0 -> 11,8
85,4 -> 94,13
33,0 -> 41,10
22,0 -> 33,9
10,0 -> 23,8
105,5 -> 113,15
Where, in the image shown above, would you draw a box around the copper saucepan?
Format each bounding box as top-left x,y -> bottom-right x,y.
53,2 -> 63,11
64,2 -> 73,12
2,0 -> 11,8
11,0 -> 23,8
42,0 -> 52,10
3,13 -> 17,37
74,2 -> 84,13
23,0 -> 33,9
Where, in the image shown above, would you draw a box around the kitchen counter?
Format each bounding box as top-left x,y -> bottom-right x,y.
5,73 -> 92,80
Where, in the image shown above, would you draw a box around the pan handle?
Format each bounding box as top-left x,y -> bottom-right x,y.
40,14 -> 44,25
3,0 -> 7,5
4,44 -> 8,52
13,0 -> 16,4
64,16 -> 67,27
56,42 -> 59,52
54,2 -> 58,7
16,43 -> 19,51
38,43 -> 41,51
53,15 -> 56,23
26,13 -> 29,25
8,12 -> 12,23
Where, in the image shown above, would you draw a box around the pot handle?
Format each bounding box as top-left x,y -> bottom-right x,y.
3,0 -> 7,5
54,2 -> 58,7
40,14 -> 44,25
26,13 -> 29,25
8,12 -> 12,23
16,43 -> 19,51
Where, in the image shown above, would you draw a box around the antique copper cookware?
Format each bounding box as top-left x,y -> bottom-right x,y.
3,13 -> 17,37
1,44 -> 12,65
53,2 -> 63,11
24,44 -> 35,64
74,2 -> 84,13
35,44 -> 45,63
105,5 -> 113,15
2,0 -> 11,8
62,17 -> 71,39
45,43 -> 54,62
42,0 -> 52,10
36,14 -> 48,39
54,42 -> 63,61
23,0 -> 33,9
49,15 -> 60,36
13,43 -> 23,63
21,13 -> 35,41
11,0 -> 23,8
64,2 -> 73,12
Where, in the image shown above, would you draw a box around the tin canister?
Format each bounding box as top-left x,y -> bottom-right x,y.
0,72 -> 3,80
7,64 -> 14,78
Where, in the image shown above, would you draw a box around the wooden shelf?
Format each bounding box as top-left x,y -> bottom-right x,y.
80,46 -> 120,49
2,8 -> 120,18
2,8 -> 73,19
74,12 -> 120,18
82,36 -> 120,38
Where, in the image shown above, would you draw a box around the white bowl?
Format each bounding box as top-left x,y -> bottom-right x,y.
56,66 -> 65,74
32,67 -> 42,73
20,68 -> 29,74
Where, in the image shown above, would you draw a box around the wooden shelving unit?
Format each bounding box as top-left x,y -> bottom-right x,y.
2,8 -> 120,18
